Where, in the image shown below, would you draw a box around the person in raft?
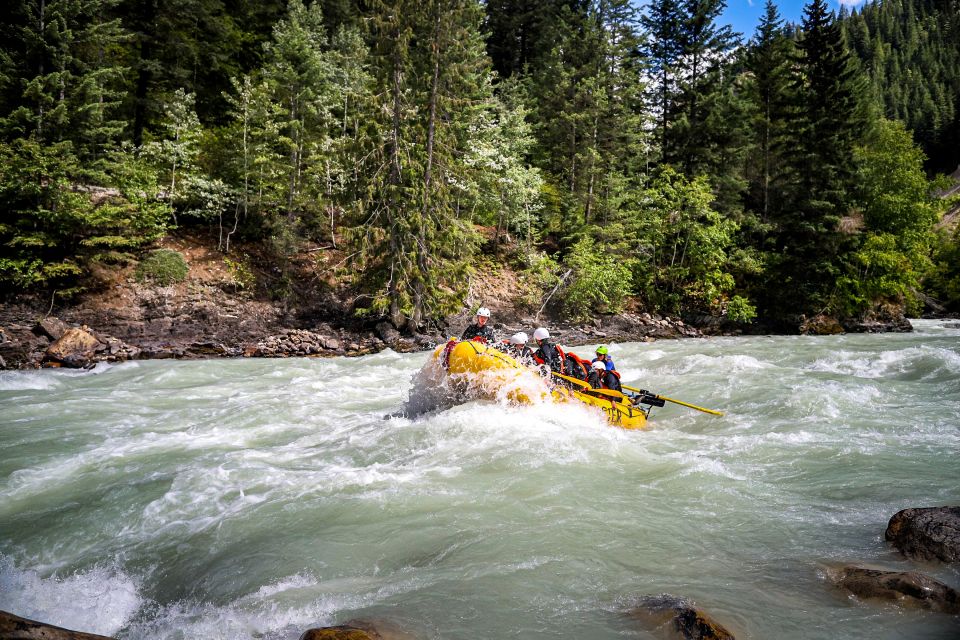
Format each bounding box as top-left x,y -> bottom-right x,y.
532,327 -> 564,373
503,332 -> 534,363
587,359 -> 623,392
592,345 -> 616,371
461,307 -> 496,343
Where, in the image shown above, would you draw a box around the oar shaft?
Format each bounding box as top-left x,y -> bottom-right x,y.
658,395 -> 724,416
621,383 -> 723,416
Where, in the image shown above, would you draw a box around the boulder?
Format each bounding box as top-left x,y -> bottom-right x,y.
301,619 -> 418,640
33,316 -> 69,341
799,314 -> 843,335
826,565 -> 960,613
627,594 -> 735,640
0,610 -> 114,639
886,506 -> 960,562
376,321 -> 401,345
43,326 -> 103,368
300,625 -> 381,640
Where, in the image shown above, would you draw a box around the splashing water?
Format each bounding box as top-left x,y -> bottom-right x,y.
1,321 -> 958,639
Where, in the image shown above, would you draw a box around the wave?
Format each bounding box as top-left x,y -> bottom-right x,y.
0,555 -> 140,636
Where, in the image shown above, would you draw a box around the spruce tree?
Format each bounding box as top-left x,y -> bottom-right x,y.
772,0 -> 867,315
744,0 -> 794,223
349,0 -> 493,331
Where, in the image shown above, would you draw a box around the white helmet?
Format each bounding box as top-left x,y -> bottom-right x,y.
592,360 -> 606,371
533,327 -> 550,341
509,332 -> 528,345
476,307 -> 491,318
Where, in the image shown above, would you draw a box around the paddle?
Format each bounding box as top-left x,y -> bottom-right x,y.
621,383 -> 724,416
550,371 -> 629,401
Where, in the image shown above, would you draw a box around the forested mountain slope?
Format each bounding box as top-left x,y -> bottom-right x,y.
0,0 -> 958,341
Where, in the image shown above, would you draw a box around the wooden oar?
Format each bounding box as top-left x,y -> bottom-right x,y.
621,383 -> 724,416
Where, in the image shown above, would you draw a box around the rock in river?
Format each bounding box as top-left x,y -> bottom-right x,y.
885,506 -> 960,563
627,594 -> 735,640
826,565 -> 960,614
0,610 -> 114,640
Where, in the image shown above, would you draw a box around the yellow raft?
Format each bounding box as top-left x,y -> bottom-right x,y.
434,339 -> 649,430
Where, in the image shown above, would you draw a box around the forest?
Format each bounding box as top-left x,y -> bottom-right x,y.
1,0 -> 959,332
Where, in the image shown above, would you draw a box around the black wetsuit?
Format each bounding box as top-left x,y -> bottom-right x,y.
535,340 -> 563,373
588,368 -> 622,392
461,322 -> 496,342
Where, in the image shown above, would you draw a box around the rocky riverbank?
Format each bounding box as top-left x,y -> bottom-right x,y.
0,234 -> 919,370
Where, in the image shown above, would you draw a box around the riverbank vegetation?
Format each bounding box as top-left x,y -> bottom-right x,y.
1,0 -> 958,331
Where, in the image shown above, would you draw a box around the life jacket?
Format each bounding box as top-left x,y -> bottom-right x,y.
564,352 -> 590,380
603,369 -> 622,392
534,341 -> 565,373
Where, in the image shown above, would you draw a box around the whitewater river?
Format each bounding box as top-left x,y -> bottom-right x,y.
1,320 -> 958,639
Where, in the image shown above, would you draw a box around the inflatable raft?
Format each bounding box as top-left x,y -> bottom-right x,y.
434,339 -> 649,430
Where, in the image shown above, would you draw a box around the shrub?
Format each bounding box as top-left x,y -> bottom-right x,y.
725,295 -> 757,323
563,238 -> 632,321
136,249 -> 188,285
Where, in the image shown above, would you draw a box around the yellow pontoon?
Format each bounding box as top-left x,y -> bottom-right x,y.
433,339 -> 650,430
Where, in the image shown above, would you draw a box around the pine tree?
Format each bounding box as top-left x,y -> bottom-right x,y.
349,0 -> 493,331
770,0 -> 868,315
744,0 -> 794,223
640,0 -> 684,152
0,0 -> 127,158
667,0 -> 741,174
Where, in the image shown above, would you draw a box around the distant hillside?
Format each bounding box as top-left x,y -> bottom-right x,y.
843,0 -> 960,172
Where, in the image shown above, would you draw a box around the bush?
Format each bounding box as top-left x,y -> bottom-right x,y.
725,295 -> 757,323
562,238 -> 632,321
136,249 -> 188,285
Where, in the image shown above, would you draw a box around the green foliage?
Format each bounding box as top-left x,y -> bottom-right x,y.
633,167 -> 740,315
827,117 -> 943,316
843,0 -> 960,172
0,0 -> 954,331
223,255 -> 256,292
836,232 -> 926,316
725,295 -> 757,323
856,119 -> 940,236
0,138 -> 168,294
562,238 -> 632,322
135,248 -> 189,285
515,251 -> 562,310
925,225 -> 960,311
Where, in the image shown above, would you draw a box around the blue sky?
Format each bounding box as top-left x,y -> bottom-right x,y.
719,0 -> 867,39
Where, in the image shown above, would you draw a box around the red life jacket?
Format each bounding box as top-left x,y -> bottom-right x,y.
564,351 -> 591,379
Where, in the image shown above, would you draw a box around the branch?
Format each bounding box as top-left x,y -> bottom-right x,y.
536,269 -> 572,321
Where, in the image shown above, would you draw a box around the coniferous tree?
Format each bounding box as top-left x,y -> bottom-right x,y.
0,0 -> 128,158
349,0 -> 493,331
744,0 -> 794,223
767,0 -> 868,315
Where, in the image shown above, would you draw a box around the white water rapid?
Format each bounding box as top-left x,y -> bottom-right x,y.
1,320 -> 958,639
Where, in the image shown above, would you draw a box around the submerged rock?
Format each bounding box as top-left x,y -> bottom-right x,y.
885,506 -> 960,562
0,610 -> 114,639
300,619 -> 419,640
300,627 -> 379,640
627,594 -> 735,640
826,565 -> 960,614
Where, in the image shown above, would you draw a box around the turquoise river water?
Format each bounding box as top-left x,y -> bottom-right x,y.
1,320 -> 958,639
